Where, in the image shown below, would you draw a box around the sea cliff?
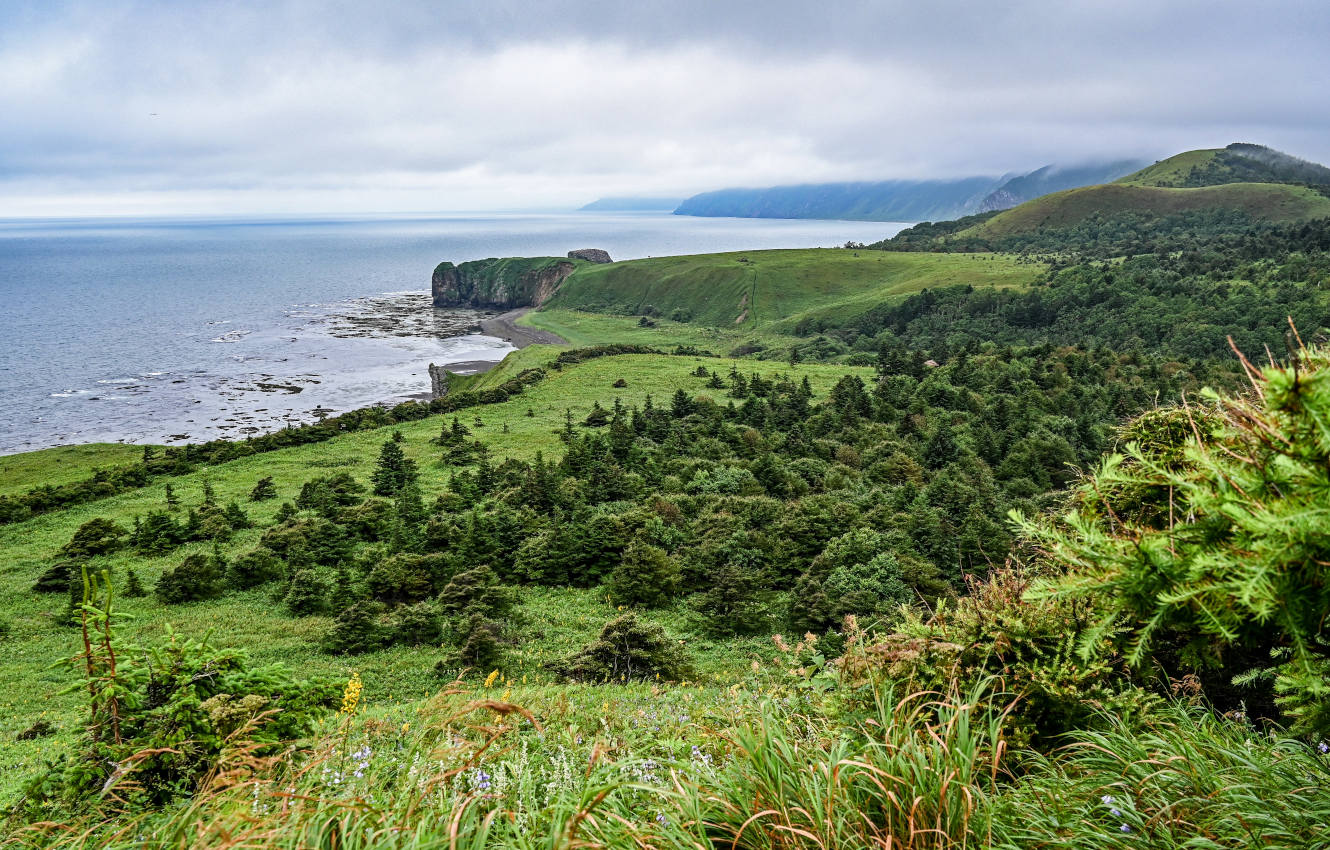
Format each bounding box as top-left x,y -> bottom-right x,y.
431,257 -> 578,309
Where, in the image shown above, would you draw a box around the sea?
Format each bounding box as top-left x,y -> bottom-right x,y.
0,212 -> 907,455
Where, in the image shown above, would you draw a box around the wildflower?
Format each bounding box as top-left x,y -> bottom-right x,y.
1319,742 -> 1329,754
340,672 -> 363,715
1100,795 -> 1115,805
484,670 -> 501,688
401,723 -> 410,734
655,813 -> 669,827
1110,808 -> 1121,817
1119,824 -> 1131,833
472,768 -> 492,792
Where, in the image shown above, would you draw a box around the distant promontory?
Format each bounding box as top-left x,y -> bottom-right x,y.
578,197 -> 682,212
431,250 -> 612,309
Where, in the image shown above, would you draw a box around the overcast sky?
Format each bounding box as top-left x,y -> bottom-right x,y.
2,0 -> 1328,216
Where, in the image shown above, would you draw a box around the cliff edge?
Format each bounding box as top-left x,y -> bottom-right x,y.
431,257 -> 579,309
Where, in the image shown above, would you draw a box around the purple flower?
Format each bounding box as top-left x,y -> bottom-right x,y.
1120,824 -> 1131,833
472,769 -> 492,791
1318,742 -> 1328,754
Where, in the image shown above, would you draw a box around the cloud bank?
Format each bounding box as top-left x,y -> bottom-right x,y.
1,0 -> 1327,215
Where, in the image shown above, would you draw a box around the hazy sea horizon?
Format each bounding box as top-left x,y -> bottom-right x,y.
0,211 -> 906,455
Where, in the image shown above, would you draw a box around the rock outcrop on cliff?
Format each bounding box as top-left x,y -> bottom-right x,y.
431,257 -> 577,309
567,248 -> 612,264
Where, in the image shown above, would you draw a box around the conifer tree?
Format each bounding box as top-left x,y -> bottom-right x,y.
249,476 -> 278,502
124,568 -> 147,598
372,438 -> 419,497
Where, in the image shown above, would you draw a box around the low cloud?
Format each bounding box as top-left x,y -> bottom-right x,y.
1,0 -> 1327,214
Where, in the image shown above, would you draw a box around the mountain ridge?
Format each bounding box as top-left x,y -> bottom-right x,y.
670,159 -> 1148,222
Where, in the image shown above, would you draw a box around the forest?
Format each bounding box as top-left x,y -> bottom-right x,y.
2,209 -> 1329,849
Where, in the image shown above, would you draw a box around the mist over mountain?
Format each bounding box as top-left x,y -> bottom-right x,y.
578,197 -> 683,212
672,177 -> 1004,222
671,159 -> 1150,221
978,160 -> 1147,212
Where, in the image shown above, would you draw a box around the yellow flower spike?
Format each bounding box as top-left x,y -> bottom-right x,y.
339,672 -> 363,716
484,669 -> 500,689
502,688 -> 511,702
401,722 -> 410,734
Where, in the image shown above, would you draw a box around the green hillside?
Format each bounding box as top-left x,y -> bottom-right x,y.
958,181 -> 1330,239
1119,143 -> 1330,188
0,444 -> 154,498
544,248 -> 1039,329
1115,148 -> 1225,186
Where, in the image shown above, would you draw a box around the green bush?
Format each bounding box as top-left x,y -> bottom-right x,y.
323,601 -> 385,655
283,569 -> 330,616
554,612 -> 692,683
248,475 -> 278,501
21,577 -> 338,815
155,552 -> 226,604
226,547 -> 285,589
838,569 -> 1157,749
1021,344 -> 1330,735
60,517 -> 128,559
605,540 -> 679,607
391,601 -> 444,646
448,611 -> 503,671
371,439 -> 419,497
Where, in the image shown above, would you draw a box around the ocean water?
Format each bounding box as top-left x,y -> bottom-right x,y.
0,212 -> 905,455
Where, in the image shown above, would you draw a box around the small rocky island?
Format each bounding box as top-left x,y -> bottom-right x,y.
431,249 -> 612,309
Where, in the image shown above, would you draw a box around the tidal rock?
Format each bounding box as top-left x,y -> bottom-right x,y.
428,363 -> 449,399
567,248 -> 612,264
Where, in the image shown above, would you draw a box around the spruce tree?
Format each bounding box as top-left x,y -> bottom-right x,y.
606,540 -> 679,607
249,476 -> 278,502
372,438 -> 418,497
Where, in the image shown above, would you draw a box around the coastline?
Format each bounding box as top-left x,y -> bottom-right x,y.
478,308 -> 567,349
398,308 -> 567,403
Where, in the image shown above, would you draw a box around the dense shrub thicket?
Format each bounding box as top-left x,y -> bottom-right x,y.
872,207 -> 1330,258
800,250 -> 1330,363
49,343 -> 1214,674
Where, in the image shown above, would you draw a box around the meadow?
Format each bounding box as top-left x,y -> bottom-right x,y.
0,352 -> 872,801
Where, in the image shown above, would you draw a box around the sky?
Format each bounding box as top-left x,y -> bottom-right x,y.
2,0 -> 1328,216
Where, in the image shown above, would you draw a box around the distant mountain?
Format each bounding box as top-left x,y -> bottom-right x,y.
978,160 -> 1147,212
672,161 -> 1149,222
579,197 -> 683,212
875,144 -> 1330,251
673,177 -> 1005,222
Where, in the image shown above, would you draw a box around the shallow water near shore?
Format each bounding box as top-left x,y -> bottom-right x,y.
0,212 -> 903,454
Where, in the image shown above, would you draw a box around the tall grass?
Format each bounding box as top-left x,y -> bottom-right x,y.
4,681 -> 1007,849
627,682 -> 1007,850
987,705 -> 1330,849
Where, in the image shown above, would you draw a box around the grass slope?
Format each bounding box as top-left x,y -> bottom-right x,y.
0,351 -> 871,799
0,444 -> 156,497
545,248 -> 1039,330
960,182 -> 1330,239
1116,149 -> 1224,186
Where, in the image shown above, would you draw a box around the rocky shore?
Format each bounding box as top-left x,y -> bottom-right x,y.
478,308 -> 566,348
